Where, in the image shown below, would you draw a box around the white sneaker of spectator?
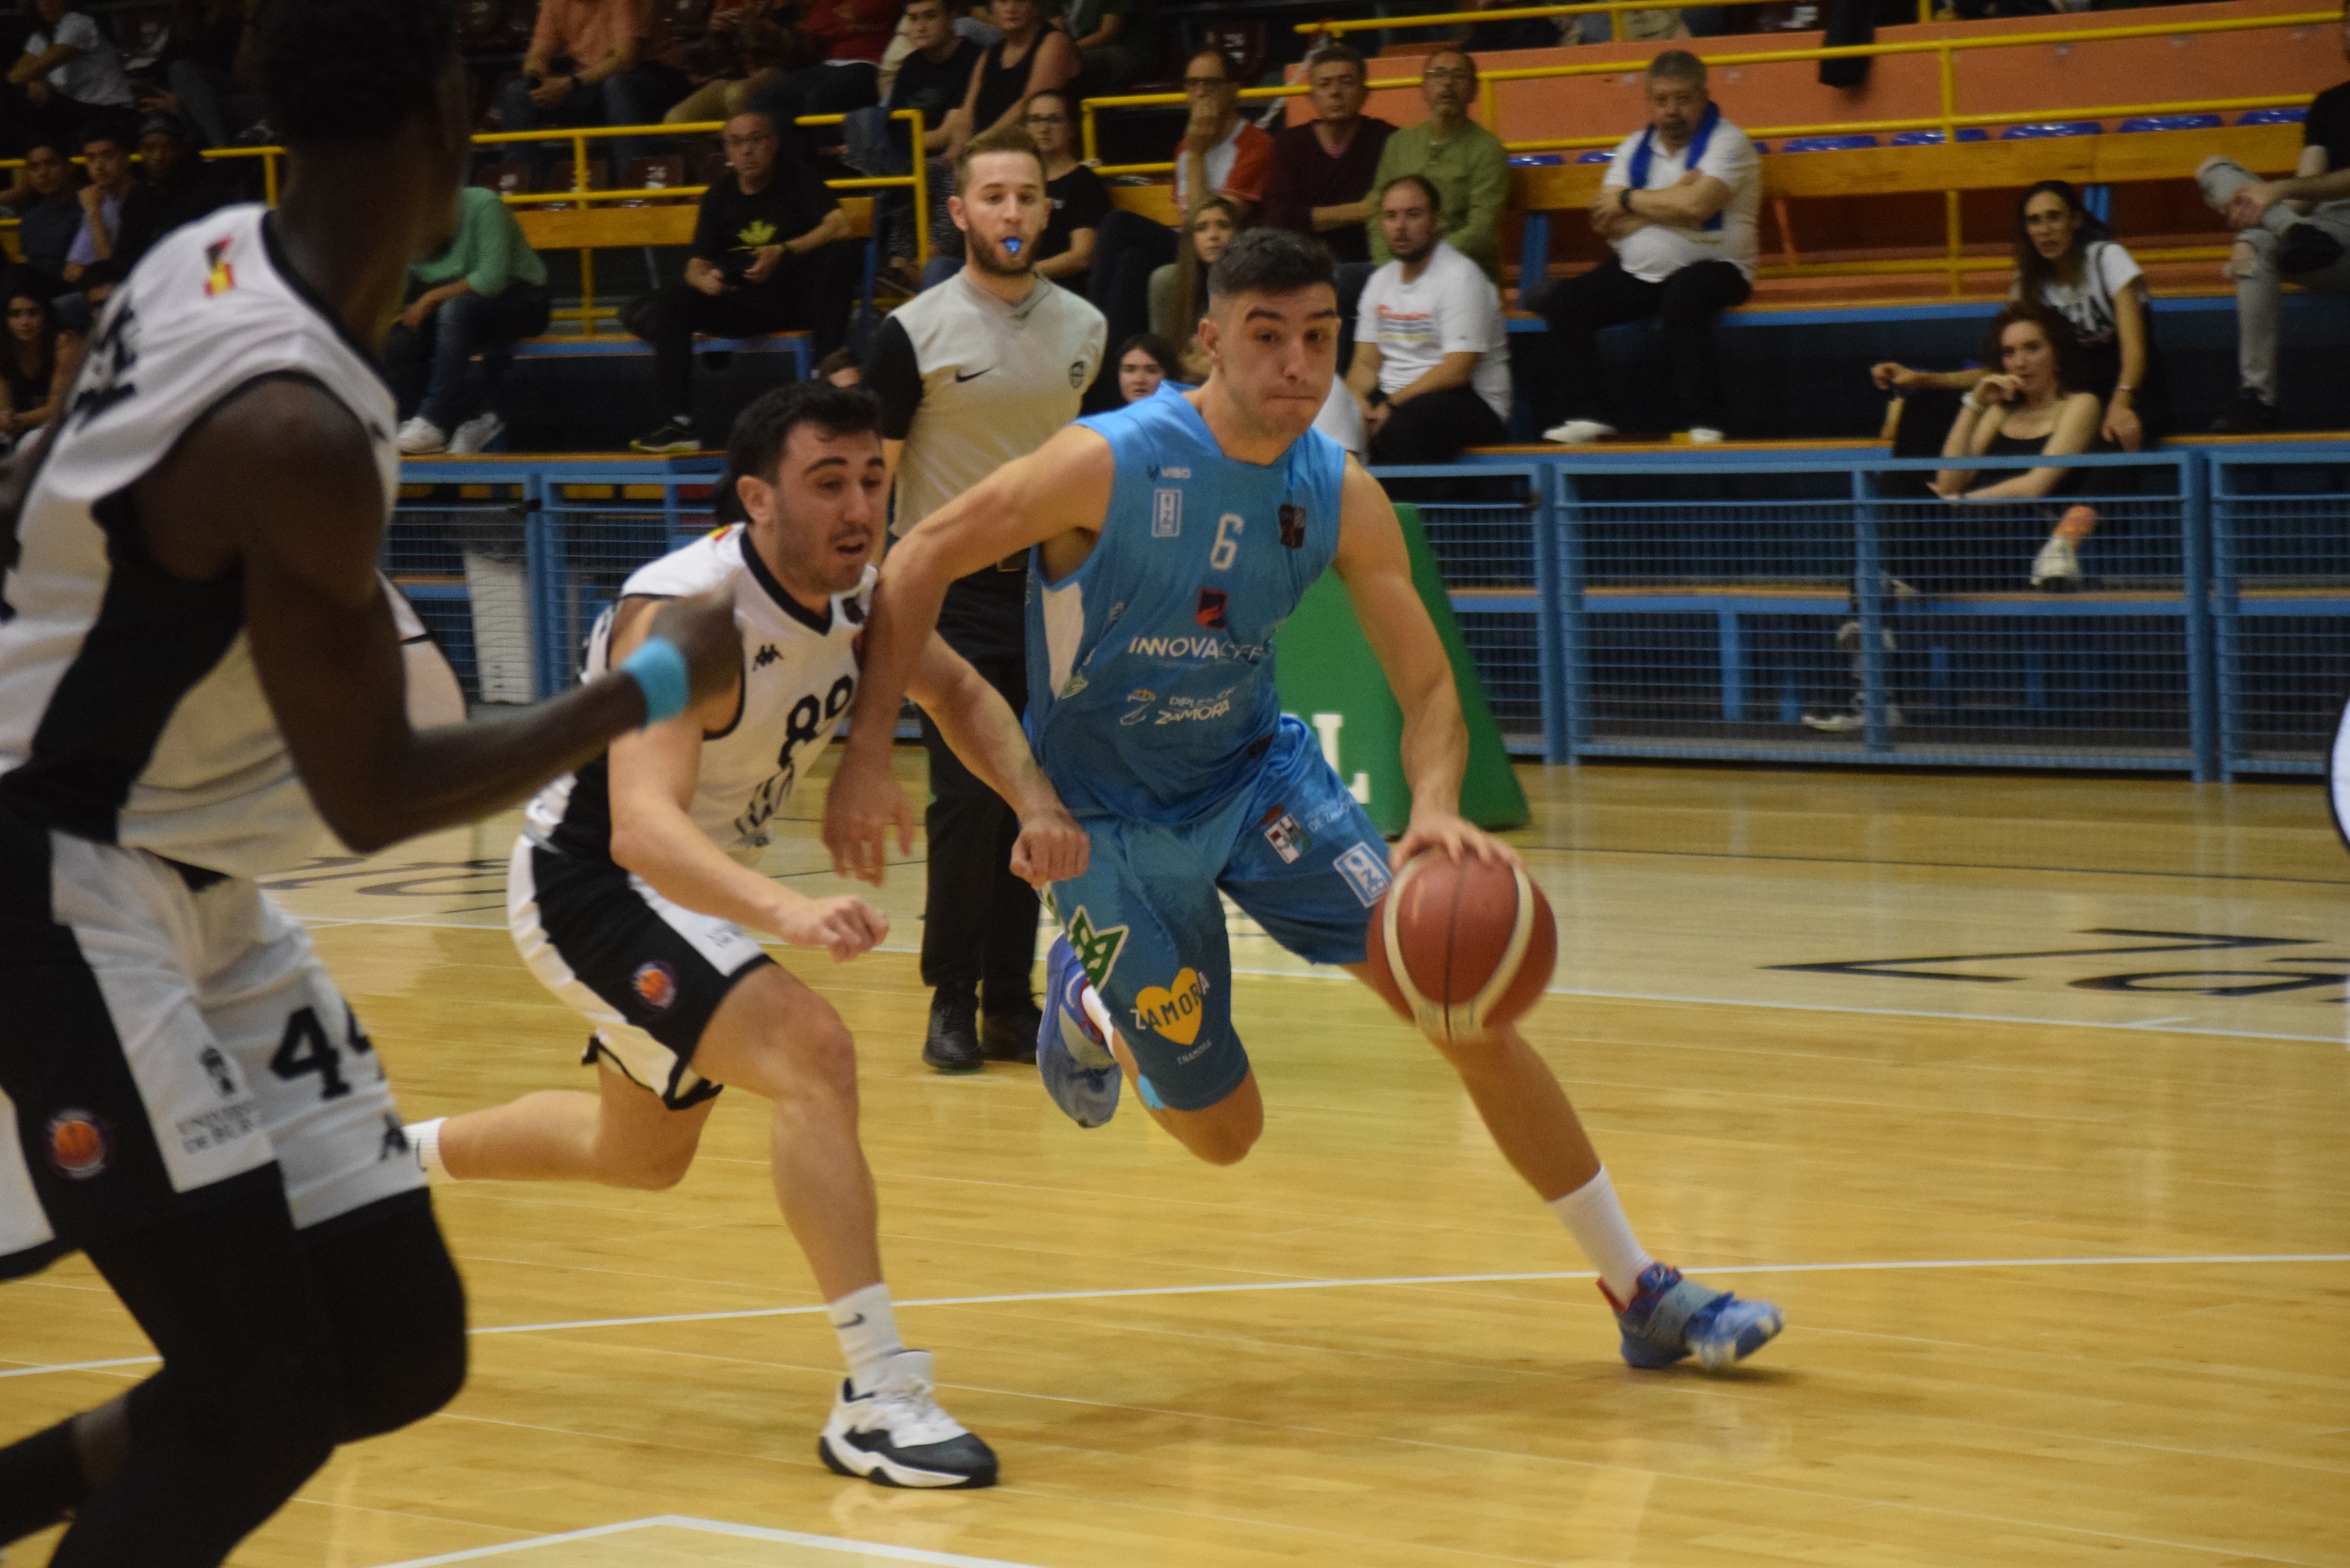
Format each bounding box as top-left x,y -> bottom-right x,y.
449,413 -> 505,455
1543,418 -> 1616,445
1686,426 -> 1725,444
2030,534 -> 2082,591
396,416 -> 448,455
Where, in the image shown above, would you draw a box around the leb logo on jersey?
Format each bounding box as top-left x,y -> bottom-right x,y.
1278,504 -> 1307,550
1194,588 -> 1228,631
1066,907 -> 1128,990
1333,844 -> 1391,908
203,238 -> 235,297
45,1109 -> 109,1181
632,961 -> 679,1012
1152,487 -> 1182,538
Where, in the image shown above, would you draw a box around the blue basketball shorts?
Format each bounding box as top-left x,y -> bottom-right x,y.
1045,717 -> 1394,1113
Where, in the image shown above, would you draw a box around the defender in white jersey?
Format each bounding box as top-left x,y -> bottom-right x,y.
410,384 -> 1088,1489
0,4 -> 739,1560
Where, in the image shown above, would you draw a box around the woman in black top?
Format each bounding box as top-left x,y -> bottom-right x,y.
1932,303 -> 2105,591
0,284 -> 76,451
1022,89 -> 1107,287
954,0 -> 1076,156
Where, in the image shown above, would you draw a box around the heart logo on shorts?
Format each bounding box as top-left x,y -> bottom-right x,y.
1132,967 -> 1208,1046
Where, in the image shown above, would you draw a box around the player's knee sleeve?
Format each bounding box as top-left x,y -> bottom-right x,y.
304,1192 -> 470,1442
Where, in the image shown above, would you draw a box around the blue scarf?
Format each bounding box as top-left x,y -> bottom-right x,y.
1627,102 -> 1723,232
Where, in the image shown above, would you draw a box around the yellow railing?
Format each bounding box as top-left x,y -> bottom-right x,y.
0,111 -> 929,335
1298,0 -> 1986,43
1081,7 -> 2335,293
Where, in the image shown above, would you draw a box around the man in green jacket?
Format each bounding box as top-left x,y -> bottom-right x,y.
1366,48 -> 1508,283
389,183 -> 554,454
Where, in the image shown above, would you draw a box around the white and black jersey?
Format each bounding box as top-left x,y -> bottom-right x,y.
0,204 -> 401,880
526,525 -> 873,866
512,527 -> 872,1109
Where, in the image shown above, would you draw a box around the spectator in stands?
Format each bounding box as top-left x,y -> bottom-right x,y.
387,185 -> 553,456
2195,20 -> 2350,433
1929,303 -> 2104,591
101,114 -> 235,273
500,0 -> 690,180
1346,174 -> 1512,465
950,0 -> 1077,158
820,346 -> 862,384
1067,0 -> 1158,100
1148,195 -> 1236,375
4,0 -> 135,157
623,109 -> 859,454
0,281 -> 77,453
0,142 -> 84,292
1261,44 -> 1392,270
1536,48 -> 1758,445
664,2 -> 792,126
1026,88 -> 1106,290
872,0 -> 982,285
1367,49 -> 1506,283
1873,181 -> 2165,450
747,0 -> 901,129
55,124 -> 136,331
146,0 -> 269,149
1113,331 -> 1179,401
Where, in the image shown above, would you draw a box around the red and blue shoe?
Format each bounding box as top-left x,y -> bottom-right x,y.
1608,1263 -> 1784,1370
1038,933 -> 1121,1128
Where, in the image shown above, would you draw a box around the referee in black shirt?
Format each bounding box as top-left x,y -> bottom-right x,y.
867,125 -> 1106,1071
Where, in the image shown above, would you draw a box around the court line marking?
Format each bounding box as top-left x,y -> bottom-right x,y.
14,1253 -> 2344,1383
374,1514 -> 1046,1567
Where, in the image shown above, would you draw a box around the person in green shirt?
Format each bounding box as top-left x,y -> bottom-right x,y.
388,183 -> 554,454
1366,48 -> 1508,283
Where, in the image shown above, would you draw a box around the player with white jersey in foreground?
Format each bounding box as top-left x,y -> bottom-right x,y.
825,229 -> 1783,1374
408,383 -> 1087,1489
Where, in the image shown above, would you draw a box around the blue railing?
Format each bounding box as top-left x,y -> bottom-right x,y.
388,443 -> 2350,782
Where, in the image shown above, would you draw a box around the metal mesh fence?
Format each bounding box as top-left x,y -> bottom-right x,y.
384,484 -> 533,706
1377,469 -> 1549,756
2213,452 -> 2350,771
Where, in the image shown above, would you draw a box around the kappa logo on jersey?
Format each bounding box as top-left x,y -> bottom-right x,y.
1152,487 -> 1182,538
1260,803 -> 1311,864
203,237 -> 236,297
632,961 -> 679,1012
197,1045 -> 238,1098
44,1110 -> 109,1181
1133,966 -> 1209,1047
1333,843 -> 1392,908
1195,589 -> 1228,630
1069,359 -> 1088,389
1066,907 -> 1128,990
1279,503 -> 1307,550
754,644 -> 782,669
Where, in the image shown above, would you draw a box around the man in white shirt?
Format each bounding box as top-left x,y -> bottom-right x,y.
1345,173 -> 1512,464
1535,50 -> 1759,445
6,0 -> 135,153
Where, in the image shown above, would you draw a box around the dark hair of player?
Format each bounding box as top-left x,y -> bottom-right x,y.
730,382 -> 884,485
1206,227 -> 1335,303
262,0 -> 458,147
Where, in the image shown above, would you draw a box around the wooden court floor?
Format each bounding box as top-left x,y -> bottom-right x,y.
6,758 -> 2348,1568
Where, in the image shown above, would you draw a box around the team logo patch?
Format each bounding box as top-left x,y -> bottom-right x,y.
1195,588 -> 1228,631
1133,967 -> 1209,1046
754,644 -> 782,668
1278,503 -> 1308,550
1153,488 -> 1183,538
45,1110 -> 109,1181
1066,907 -> 1129,990
1260,804 -> 1311,864
203,238 -> 235,297
1333,843 -> 1392,908
632,961 -> 679,1012
197,1045 -> 239,1098
1069,359 -> 1089,389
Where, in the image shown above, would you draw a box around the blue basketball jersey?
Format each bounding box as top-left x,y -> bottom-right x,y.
1025,386 -> 1349,823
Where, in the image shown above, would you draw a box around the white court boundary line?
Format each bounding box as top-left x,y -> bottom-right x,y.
7,1252 -> 2346,1380
373,1514 -> 1045,1567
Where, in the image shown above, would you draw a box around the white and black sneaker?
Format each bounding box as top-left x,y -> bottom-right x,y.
818,1350 -> 998,1489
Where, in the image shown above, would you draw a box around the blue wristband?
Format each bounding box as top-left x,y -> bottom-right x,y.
620,637 -> 692,727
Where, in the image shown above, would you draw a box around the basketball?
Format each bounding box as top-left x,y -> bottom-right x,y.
1361,853 -> 1557,1045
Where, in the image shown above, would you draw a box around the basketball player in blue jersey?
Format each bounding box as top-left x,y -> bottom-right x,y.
826,229 -> 1783,1373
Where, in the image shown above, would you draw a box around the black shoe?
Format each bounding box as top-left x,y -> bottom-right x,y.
630,418 -> 699,454
2278,222 -> 2346,277
978,995 -> 1042,1064
2209,390 -> 2280,434
921,986 -> 984,1073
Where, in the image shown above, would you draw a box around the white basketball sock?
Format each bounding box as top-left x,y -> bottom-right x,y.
406,1118 -> 454,1186
1548,1168 -> 1653,1304
828,1283 -> 907,1382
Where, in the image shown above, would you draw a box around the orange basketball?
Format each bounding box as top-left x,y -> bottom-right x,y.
1361,854 -> 1556,1046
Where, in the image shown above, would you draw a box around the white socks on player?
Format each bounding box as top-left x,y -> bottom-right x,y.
407,1118 -> 453,1186
827,1283 -> 908,1381
1548,1168 -> 1653,1304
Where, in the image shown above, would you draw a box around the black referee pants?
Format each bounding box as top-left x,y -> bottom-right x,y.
918,575 -> 1039,1005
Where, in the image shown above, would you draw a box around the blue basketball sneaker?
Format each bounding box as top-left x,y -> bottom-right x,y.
1610,1264 -> 1784,1371
1037,933 -> 1121,1128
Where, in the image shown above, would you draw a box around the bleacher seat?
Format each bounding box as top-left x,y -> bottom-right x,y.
2000,121 -> 2104,139
1201,20 -> 1268,86
476,162 -> 532,197
2117,114 -> 2222,133
1511,154 -> 1565,167
1888,128 -> 1988,145
2236,108 -> 2307,126
547,158 -> 612,209
1575,149 -> 1612,165
1779,135 -> 1879,153
624,156 -> 690,203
